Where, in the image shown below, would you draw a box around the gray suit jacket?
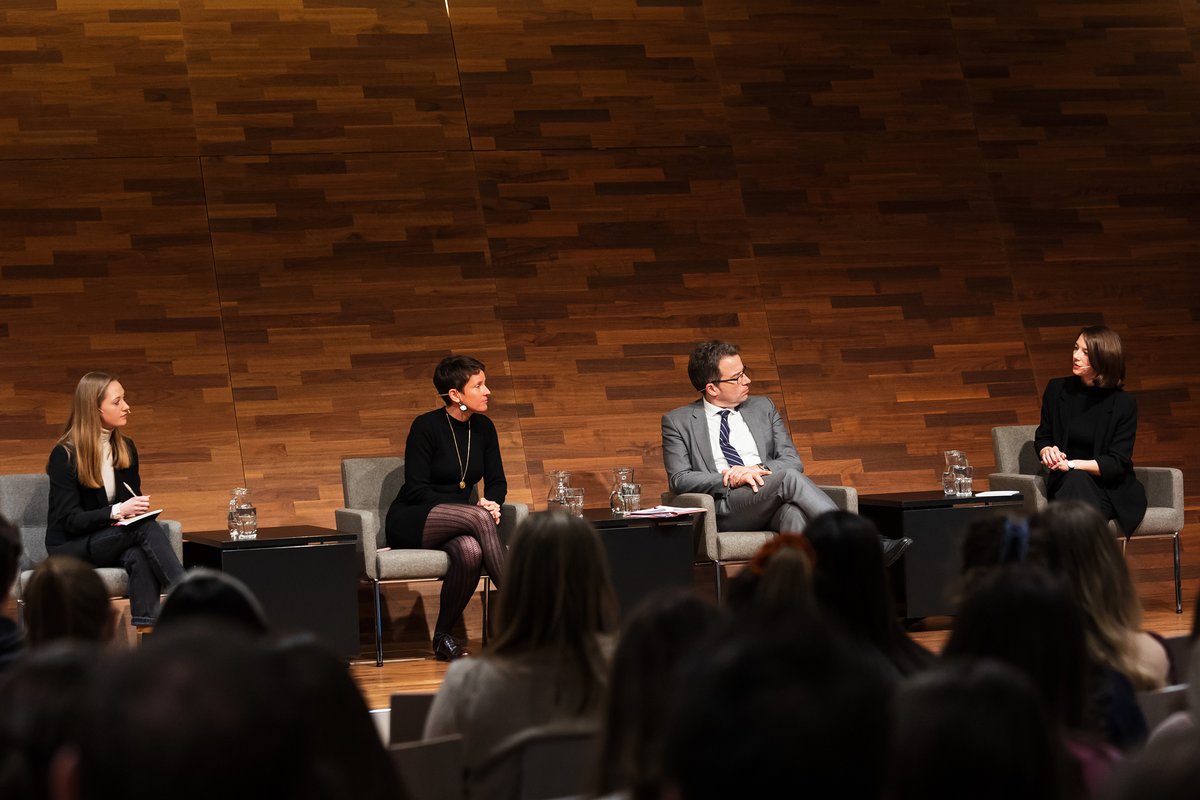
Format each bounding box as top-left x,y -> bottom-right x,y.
661,395 -> 803,500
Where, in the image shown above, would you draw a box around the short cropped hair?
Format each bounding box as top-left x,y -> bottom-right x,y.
0,514 -> 20,598
1078,325 -> 1125,388
687,341 -> 740,393
433,355 -> 486,404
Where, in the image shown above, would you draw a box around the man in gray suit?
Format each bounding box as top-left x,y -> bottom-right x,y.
662,341 -> 910,562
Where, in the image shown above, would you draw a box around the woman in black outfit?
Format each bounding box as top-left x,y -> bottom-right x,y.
1035,325 -> 1147,536
386,355 -> 507,661
46,372 -> 184,627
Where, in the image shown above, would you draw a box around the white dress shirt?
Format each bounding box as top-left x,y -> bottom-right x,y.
703,399 -> 762,471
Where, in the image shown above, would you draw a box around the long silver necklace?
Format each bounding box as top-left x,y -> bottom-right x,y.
446,412 -> 471,489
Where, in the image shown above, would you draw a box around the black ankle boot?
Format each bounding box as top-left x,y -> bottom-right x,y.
433,633 -> 468,661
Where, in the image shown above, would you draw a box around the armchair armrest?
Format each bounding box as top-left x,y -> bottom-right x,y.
664,492 -> 718,562
817,485 -> 858,514
335,507 -> 381,581
162,520 -> 183,562
1134,467 -> 1185,531
987,473 -> 1045,515
498,503 -> 528,548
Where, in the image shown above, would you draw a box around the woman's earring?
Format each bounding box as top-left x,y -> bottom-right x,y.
458,402 -> 468,412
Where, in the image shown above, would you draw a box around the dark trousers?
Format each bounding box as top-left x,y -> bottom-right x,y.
1047,469 -> 1116,523
49,519 -> 185,625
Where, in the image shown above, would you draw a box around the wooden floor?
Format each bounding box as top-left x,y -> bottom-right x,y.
349,536 -> 1197,710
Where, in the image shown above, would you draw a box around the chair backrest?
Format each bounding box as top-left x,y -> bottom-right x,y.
472,722 -> 598,800
0,473 -> 50,572
390,734 -> 464,800
1162,635 -> 1192,685
341,457 -> 405,549
991,425 -> 1040,475
390,691 -> 437,744
1136,684 -> 1190,732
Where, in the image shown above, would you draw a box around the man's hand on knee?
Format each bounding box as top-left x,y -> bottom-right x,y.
722,465 -> 772,493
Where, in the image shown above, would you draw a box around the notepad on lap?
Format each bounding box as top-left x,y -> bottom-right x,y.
116,509 -> 163,526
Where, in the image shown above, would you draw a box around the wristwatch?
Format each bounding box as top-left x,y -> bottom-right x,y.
1067,460 -> 1076,470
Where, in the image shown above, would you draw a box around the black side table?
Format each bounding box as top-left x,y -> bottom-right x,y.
858,491 -> 1024,619
183,525 -> 359,657
583,509 -> 702,620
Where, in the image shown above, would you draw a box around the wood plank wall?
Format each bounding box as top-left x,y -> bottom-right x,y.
1,0 -> 1197,541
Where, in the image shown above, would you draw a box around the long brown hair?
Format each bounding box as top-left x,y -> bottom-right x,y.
1029,501 -> 1154,688
56,371 -> 131,489
488,511 -> 617,712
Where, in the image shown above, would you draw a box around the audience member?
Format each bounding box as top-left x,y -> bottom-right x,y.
423,510 -> 617,795
724,532 -> 817,620
1029,501 -> 1171,690
0,514 -> 24,670
0,642 -> 101,800
943,567 -> 1123,793
1100,733 -> 1200,800
61,624 -> 307,800
1142,637 -> 1200,750
594,589 -> 723,799
274,634 -> 401,800
155,567 -> 268,636
23,555 -> 114,648
960,514 -> 1032,592
662,618 -> 892,800
890,660 -> 1081,800
805,510 -> 933,678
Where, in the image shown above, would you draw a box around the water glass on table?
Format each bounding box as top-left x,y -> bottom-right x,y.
953,465 -> 973,498
563,487 -> 585,517
618,483 -> 641,515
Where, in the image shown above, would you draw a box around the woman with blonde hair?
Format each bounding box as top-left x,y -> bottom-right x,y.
1029,500 -> 1170,691
46,372 -> 184,627
423,511 -> 617,794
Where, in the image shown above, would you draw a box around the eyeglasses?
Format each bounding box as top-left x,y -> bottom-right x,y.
714,367 -> 751,385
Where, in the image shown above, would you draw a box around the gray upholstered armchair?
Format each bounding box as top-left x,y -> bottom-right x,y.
990,425 -> 1185,612
663,485 -> 859,602
334,457 -> 528,665
0,472 -> 183,611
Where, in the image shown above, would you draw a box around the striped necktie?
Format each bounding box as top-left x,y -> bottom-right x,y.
718,409 -> 745,467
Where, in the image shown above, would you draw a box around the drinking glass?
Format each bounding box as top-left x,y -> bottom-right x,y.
619,483 -> 641,514
563,487 -> 585,517
943,450 -> 969,495
953,465 -> 973,498
609,467 -> 635,514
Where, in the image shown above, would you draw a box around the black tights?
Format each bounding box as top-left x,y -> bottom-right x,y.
421,504 -> 505,637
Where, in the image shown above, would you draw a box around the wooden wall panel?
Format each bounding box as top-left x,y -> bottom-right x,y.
0,0 -> 197,159
201,151 -> 529,524
449,0 -> 728,150
179,0 -> 468,155
954,0 -> 1200,506
476,146 -> 770,505
0,157 -> 242,529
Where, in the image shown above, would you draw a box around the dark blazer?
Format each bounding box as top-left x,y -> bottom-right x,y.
46,439 -> 142,547
661,395 -> 802,500
1034,376 -> 1147,535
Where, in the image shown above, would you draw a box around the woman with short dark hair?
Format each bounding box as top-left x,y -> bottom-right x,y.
1035,325 -> 1147,535
386,355 -> 508,661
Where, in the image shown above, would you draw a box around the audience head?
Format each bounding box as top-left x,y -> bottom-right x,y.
960,514 -> 1031,590
804,511 -> 930,676
943,567 -> 1089,731
274,635 -> 400,800
890,660 -> 1078,800
490,511 -> 617,709
0,514 -> 21,602
595,589 -> 723,797
663,619 -> 892,800
155,568 -> 268,636
725,532 -> 817,621
71,624 -> 306,800
433,355 -> 486,406
24,556 -> 113,647
1029,501 -> 1147,683
687,340 -> 740,393
1076,325 -> 1125,389
0,641 -> 102,800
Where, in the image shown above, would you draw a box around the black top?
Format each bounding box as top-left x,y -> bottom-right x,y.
46,439 -> 142,548
385,409 -> 507,549
1034,376 -> 1147,535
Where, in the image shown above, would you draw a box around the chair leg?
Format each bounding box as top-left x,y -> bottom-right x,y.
714,561 -> 723,605
1173,531 -> 1182,615
373,579 -> 384,667
15,598 -> 23,628
481,576 -> 490,646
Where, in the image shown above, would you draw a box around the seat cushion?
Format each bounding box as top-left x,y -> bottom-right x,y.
1132,506 -> 1182,538
377,548 -> 450,581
